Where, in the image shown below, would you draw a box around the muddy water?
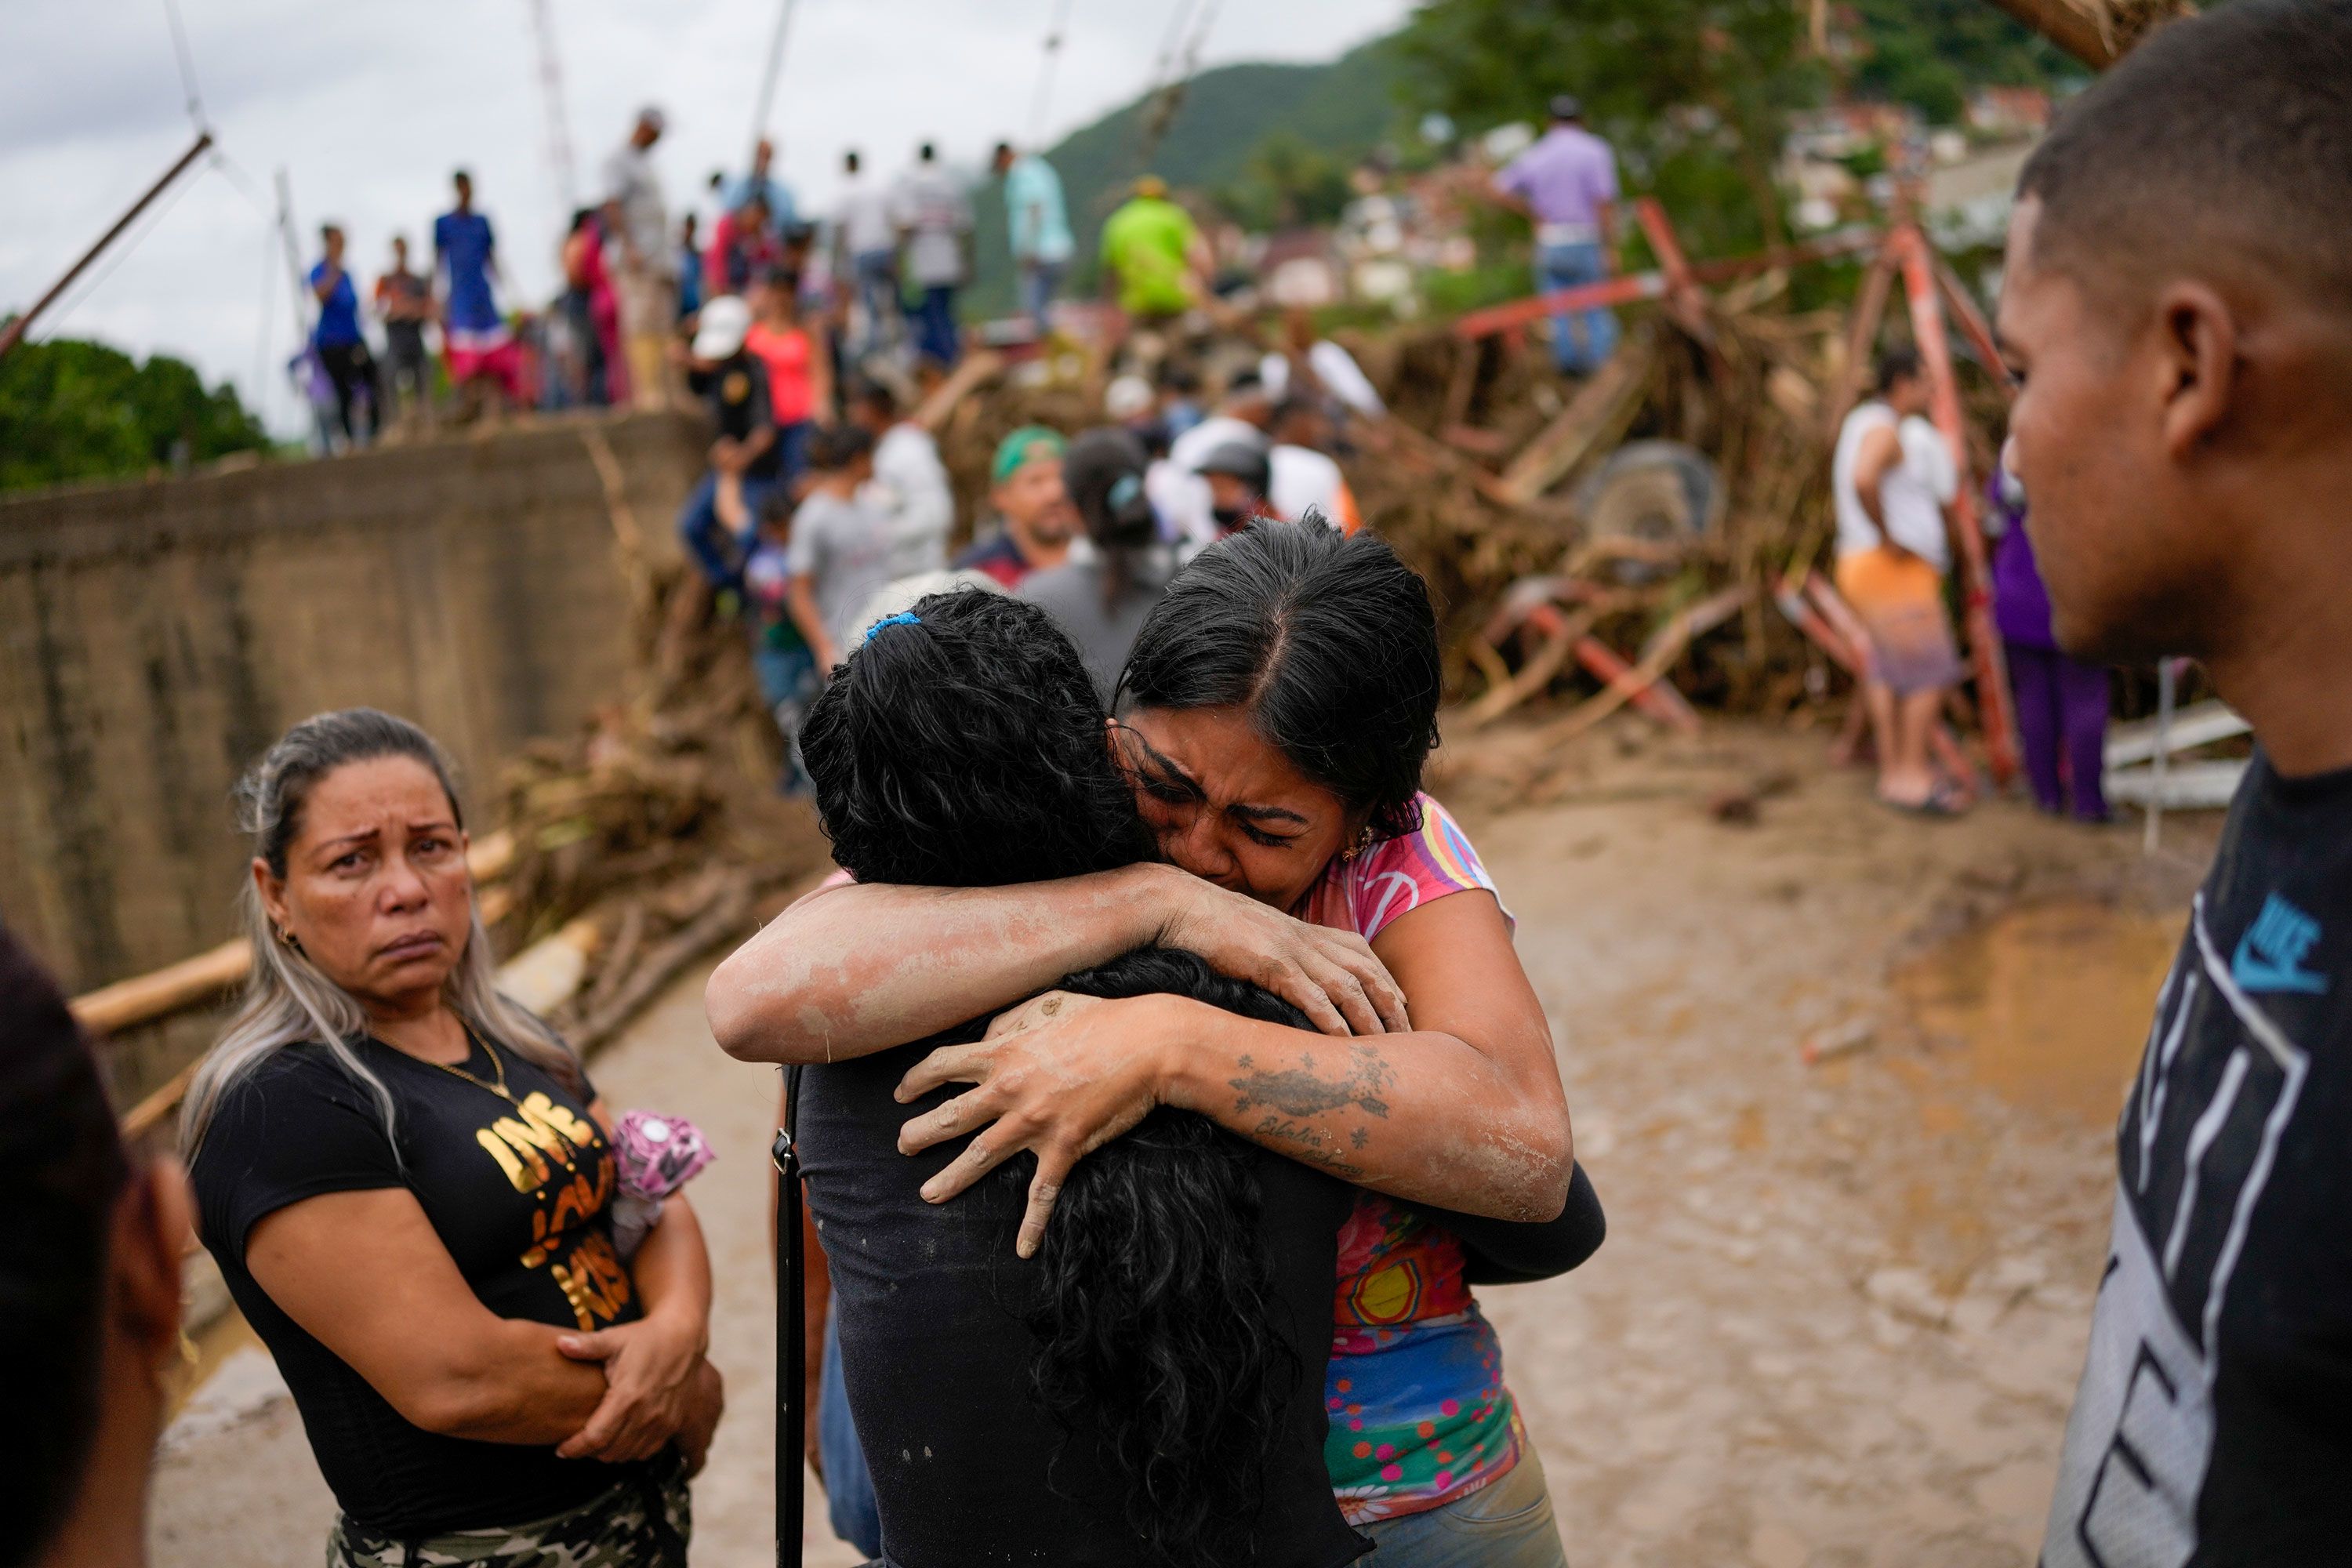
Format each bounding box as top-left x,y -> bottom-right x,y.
1896,899 -> 2183,1124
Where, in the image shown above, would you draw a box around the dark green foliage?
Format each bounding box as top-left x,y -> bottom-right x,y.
0,336 -> 270,493
1397,0 -> 1827,253
1847,0 -> 2079,122
1214,133 -> 1356,232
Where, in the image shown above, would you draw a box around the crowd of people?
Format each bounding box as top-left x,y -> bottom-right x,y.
14,8 -> 2352,1568
666,218 -> 1387,792
290,111 -> 1083,449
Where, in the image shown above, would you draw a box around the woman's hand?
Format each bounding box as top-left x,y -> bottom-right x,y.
553,1314 -> 708,1463
895,991 -> 1179,1258
1149,866 -> 1409,1037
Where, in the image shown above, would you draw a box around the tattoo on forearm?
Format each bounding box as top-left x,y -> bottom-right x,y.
1229,1043 -> 1395,1120
1250,1114 -> 1367,1179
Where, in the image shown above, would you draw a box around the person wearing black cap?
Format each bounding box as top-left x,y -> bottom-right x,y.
1018,426 -> 1178,703
1490,93 -> 1622,376
3,922 -> 194,1568
1196,434 -> 1274,538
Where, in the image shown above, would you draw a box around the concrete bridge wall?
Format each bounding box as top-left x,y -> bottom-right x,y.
0,415 -> 703,1057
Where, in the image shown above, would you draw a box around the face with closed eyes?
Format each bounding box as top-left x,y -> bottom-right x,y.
1114,706 -> 1359,913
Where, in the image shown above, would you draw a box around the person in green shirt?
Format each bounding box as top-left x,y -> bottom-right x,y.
1098,176 -> 1209,323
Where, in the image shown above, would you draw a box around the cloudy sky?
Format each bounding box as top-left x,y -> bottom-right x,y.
1,0 -> 1409,432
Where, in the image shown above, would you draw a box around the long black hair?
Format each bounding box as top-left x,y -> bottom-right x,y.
1120,518 -> 1442,844
1063,425 -> 1162,615
800,589 -> 1297,1565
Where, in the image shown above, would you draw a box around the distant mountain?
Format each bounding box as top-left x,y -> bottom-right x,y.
967,36 -> 1404,313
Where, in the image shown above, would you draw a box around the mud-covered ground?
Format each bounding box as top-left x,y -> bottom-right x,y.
151,719 -> 2216,1568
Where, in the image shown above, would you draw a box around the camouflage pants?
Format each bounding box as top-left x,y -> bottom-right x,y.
327,1457 -> 690,1568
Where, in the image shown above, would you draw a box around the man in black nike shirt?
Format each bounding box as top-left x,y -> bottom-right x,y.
1993,5 -> 2352,1565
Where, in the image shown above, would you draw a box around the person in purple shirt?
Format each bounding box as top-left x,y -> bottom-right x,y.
1491,95 -> 1622,376
1989,461 -> 2111,822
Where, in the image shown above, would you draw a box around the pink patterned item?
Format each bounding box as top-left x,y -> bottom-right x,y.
608,1109 -> 717,1258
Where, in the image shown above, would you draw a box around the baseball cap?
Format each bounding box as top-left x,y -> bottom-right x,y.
991,426 -> 1067,485
1104,375 -> 1156,422
691,294 -> 752,360
1195,437 -> 1271,495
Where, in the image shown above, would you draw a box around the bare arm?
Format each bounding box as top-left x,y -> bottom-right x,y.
247,1189 -> 611,1443
706,862 -> 1407,1066
784,573 -> 837,671
897,890 -> 1574,1250
1853,423 -> 1904,542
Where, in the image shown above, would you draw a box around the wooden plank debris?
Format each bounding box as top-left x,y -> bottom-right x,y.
2103,699 -> 2249,769
1534,584 -> 1755,747
1461,607 -> 1599,731
1494,334 -> 1655,506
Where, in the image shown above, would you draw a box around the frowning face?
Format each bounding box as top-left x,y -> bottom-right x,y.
254,756 -> 474,1018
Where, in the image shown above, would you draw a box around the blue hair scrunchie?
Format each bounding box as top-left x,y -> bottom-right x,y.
865,610 -> 921,639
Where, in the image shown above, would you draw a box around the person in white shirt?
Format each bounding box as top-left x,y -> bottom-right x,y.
835,150 -> 900,358
1267,396 -> 1363,534
848,379 -> 954,577
603,106 -> 676,411
1158,371 -> 1273,556
891,142 -> 973,369
1831,347 -> 1967,815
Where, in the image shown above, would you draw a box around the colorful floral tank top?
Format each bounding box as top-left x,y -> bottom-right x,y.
1300,793 -> 1522,1523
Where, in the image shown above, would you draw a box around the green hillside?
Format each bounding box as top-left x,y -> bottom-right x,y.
967,36 -> 1405,313
961,2 -> 2075,317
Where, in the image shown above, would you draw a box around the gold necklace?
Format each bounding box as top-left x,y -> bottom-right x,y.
419,1023 -> 516,1105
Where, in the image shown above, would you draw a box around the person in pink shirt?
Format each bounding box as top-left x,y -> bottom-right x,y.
704,194 -> 782,303
743,267 -> 833,483
713,521 -> 1582,1563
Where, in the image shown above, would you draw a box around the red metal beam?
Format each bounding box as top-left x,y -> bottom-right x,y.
1452,224 -> 1879,343
1574,636 -> 1704,734
1894,223 -> 2020,786
0,131 -> 212,363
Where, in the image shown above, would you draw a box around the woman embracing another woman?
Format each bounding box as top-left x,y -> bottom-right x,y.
183,709 -> 720,1568
715,520 -> 1590,1563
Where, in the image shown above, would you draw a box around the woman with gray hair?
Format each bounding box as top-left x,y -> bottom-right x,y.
183,708 -> 718,1568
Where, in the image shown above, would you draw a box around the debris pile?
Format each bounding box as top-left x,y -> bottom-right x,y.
485,438 -> 833,1053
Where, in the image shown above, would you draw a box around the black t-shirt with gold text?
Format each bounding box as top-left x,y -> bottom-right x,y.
192,1033 -> 644,1536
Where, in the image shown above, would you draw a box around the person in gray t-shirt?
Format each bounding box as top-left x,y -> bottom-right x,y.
786,426 -> 893,670
1018,427 -> 1174,706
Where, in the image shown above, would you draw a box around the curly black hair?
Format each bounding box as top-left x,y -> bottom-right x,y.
1119,518 -> 1442,844
799,590 -> 1302,1566
800,588 -> 1155,886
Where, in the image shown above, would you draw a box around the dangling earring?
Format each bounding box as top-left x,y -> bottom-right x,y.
278,924 -> 303,953
1342,826 -> 1376,863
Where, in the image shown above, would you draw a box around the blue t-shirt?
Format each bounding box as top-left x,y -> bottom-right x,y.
721,173 -> 797,229
309,263 -> 363,347
433,209 -> 501,333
